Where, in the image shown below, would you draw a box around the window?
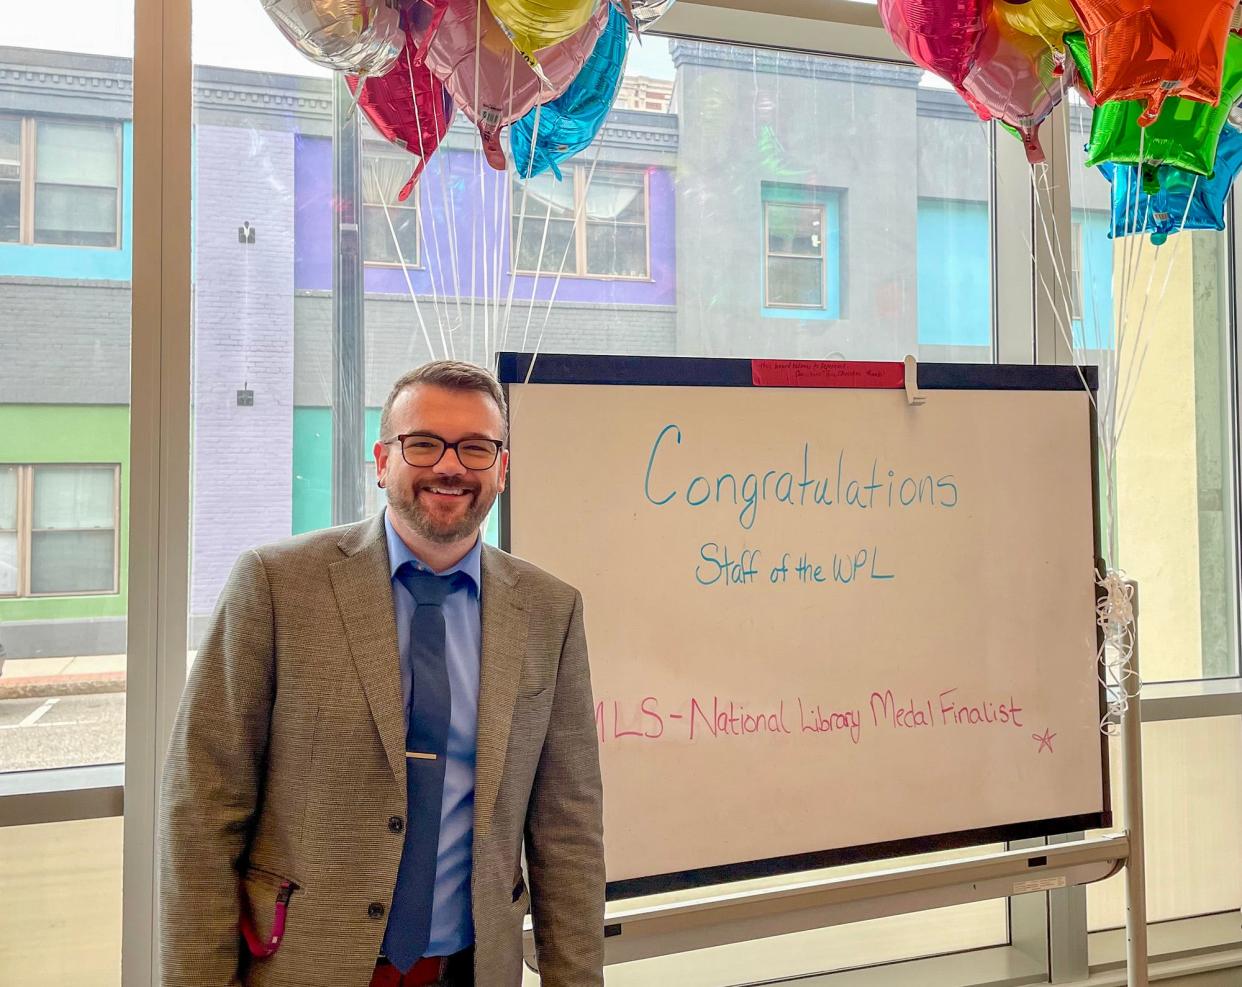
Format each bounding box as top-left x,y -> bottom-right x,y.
762,183 -> 841,317
0,117 -> 122,248
0,464 -> 120,597
0,117 -> 20,243
916,198 -> 990,351
362,151 -> 420,267
512,165 -> 651,279
0,465 -> 17,596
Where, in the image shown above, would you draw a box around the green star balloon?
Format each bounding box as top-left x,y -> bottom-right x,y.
1066,31 -> 1242,195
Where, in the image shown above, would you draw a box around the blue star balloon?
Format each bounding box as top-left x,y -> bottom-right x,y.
510,5 -> 630,180
1100,123 -> 1242,246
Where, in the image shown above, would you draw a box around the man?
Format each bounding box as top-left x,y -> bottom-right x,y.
160,361 -> 605,987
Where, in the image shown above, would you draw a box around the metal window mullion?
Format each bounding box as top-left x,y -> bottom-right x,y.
123,0 -> 193,981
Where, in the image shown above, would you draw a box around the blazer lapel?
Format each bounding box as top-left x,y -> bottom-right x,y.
329,514 -> 408,788
474,545 -> 528,840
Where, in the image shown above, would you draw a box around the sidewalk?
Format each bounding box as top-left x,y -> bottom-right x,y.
0,654 -> 127,700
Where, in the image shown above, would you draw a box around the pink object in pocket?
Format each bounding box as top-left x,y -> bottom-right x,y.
240,880 -> 294,958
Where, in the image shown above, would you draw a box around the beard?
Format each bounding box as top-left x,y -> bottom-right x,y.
387,477 -> 497,545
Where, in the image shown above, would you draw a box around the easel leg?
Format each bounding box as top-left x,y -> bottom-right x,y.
1123,580 -> 1148,986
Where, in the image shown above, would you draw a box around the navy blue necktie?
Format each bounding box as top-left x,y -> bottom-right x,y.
383,564 -> 462,972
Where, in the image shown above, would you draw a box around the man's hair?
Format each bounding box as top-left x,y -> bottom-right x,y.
379,361 -> 509,441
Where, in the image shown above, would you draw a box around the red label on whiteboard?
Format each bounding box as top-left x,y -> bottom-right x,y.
751,360 -> 905,389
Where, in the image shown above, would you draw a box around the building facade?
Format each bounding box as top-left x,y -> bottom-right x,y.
1,40 -> 1125,658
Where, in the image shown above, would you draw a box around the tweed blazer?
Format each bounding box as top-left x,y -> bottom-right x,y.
159,514 -> 605,987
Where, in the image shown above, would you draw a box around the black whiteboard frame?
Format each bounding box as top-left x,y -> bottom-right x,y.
497,352 -> 1111,901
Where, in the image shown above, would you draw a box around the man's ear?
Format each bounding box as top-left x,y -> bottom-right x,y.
497,449 -> 510,493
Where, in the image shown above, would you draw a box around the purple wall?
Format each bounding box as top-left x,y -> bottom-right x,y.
295,138 -> 676,306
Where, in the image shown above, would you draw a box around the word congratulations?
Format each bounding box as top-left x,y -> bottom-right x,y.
642,425 -> 959,531
596,689 -> 1026,745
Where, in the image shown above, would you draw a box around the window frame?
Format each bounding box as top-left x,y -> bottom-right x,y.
0,463 -> 122,598
2,116 -> 126,250
361,146 -> 422,270
0,3 -> 1237,987
511,163 -> 653,281
763,198 -> 829,310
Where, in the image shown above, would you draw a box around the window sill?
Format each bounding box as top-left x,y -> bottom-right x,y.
1087,913 -> 1242,984
0,763 -> 123,827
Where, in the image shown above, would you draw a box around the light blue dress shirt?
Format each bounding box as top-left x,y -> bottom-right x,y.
383,510 -> 482,956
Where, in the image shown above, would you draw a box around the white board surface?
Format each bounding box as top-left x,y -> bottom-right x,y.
505,373 -> 1107,890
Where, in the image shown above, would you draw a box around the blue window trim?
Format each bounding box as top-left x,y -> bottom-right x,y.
760,182 -> 841,321
1072,207 -> 1114,351
0,120 -> 132,282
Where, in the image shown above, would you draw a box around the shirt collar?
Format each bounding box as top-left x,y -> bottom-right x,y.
384,509 -> 482,594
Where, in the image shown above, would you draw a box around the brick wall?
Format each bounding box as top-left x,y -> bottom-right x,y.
0,279 -> 131,404
293,292 -> 678,407
191,125 -> 296,617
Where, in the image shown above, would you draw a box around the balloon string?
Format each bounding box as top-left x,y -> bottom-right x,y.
501,102 -> 545,356
372,158 -> 438,363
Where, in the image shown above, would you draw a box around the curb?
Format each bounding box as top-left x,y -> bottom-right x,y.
0,671 -> 127,701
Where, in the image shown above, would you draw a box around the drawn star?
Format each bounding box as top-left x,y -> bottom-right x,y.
1033,728 -> 1056,754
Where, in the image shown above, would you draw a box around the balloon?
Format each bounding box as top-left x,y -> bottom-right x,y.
1100,124 -> 1242,245
960,16 -> 1070,164
260,0 -> 405,76
877,0 -> 989,89
1067,32 -> 1242,190
347,30 -> 456,202
485,0 -> 597,74
993,0 -> 1078,63
1066,0 -> 1236,126
417,0 -> 607,170
613,0 -> 675,30
511,6 -> 629,179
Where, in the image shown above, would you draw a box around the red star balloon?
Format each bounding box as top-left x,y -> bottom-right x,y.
347,28 -> 456,202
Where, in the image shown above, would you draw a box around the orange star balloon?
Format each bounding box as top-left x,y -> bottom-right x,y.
1068,0 -> 1238,125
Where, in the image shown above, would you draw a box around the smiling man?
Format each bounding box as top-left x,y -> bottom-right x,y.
160,361 -> 605,987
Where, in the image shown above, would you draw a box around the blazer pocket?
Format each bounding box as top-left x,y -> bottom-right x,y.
240,866 -> 300,959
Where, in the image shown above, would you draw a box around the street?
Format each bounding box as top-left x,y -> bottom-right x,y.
0,692 -> 126,772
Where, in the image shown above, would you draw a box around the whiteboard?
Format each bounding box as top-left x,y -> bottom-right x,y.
500,355 -> 1110,897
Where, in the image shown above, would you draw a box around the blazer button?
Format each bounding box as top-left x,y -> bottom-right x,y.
368,902 -> 386,920
388,816 -> 404,834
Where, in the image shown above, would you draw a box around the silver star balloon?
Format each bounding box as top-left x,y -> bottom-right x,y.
261,0 -> 406,76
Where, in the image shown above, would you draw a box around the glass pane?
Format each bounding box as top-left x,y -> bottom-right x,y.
515,171 -> 576,222
35,120 -> 119,187
33,465 -> 116,529
187,17 -> 1005,981
1089,717 -> 1242,929
0,181 -> 18,242
31,529 -> 116,594
1069,95 -> 1239,681
34,185 -> 119,246
0,532 -> 16,595
586,223 -> 647,278
767,203 -> 822,256
0,117 -> 19,178
0,819 -> 122,981
1,0 -> 131,787
514,219 -> 576,275
767,256 -> 824,307
0,464 -> 16,528
585,168 -> 645,224
363,203 -> 419,266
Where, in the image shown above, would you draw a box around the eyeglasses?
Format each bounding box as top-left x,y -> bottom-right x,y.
382,432 -> 505,471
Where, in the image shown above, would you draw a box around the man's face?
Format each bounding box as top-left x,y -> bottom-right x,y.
374,384 -> 509,546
